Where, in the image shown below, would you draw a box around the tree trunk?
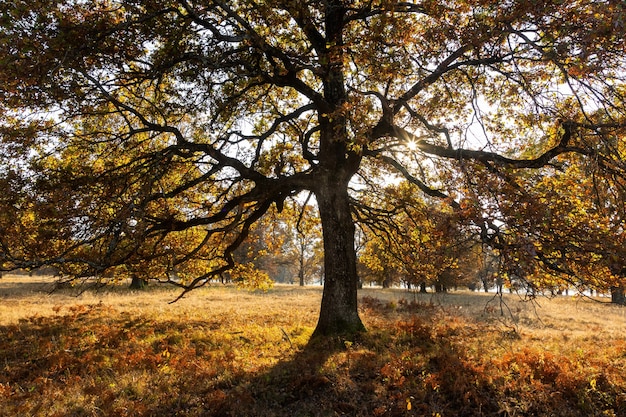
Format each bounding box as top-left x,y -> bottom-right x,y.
129,274 -> 148,290
419,282 -> 427,293
311,4 -> 363,336
298,249 -> 305,286
611,286 -> 626,305
298,238 -> 306,287
312,181 -> 365,337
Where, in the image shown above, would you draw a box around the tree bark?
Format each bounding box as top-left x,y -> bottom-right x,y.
312,179 -> 365,337
298,247 -> 305,286
611,286 -> 626,305
310,1 -> 363,337
129,274 -> 148,290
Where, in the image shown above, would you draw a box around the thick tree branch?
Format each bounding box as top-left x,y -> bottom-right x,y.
386,122 -> 588,169
365,150 -> 460,208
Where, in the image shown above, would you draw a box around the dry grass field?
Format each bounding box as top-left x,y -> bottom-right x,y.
1,274 -> 625,416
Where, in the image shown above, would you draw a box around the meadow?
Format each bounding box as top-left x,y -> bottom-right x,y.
1,274 -> 625,416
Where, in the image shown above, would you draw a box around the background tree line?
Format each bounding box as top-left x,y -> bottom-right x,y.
1,1 -> 625,337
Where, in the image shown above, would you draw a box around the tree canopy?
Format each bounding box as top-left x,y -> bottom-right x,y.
1,0 -> 625,335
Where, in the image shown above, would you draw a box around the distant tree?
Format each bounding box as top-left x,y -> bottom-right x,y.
467,146 -> 626,302
1,1 -> 625,336
358,182 -> 476,291
359,237 -> 402,288
232,197 -> 322,285
288,197 -> 323,286
230,206 -> 288,284
475,249 -> 499,292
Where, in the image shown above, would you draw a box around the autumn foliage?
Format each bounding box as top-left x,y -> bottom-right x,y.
2,0 -> 626,336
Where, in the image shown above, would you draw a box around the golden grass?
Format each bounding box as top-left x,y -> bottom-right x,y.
1,274 -> 625,416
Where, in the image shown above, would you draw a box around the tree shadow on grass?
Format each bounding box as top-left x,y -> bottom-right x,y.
206,338 -> 357,417
2,300 -> 625,417
199,311 -> 505,417
202,301 -> 626,417
1,304 -> 348,416
210,340 -> 496,417
0,302 -> 480,417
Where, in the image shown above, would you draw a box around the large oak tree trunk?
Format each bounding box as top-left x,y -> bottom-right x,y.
311,2 -> 363,337
312,179 -> 365,337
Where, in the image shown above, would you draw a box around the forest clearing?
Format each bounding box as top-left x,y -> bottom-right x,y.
1,274 -> 625,416
2,2 -> 626,415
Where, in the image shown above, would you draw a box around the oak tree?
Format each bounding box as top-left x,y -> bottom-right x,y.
1,1 -> 625,335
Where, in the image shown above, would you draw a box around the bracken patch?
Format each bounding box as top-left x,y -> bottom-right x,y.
0,278 -> 625,416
